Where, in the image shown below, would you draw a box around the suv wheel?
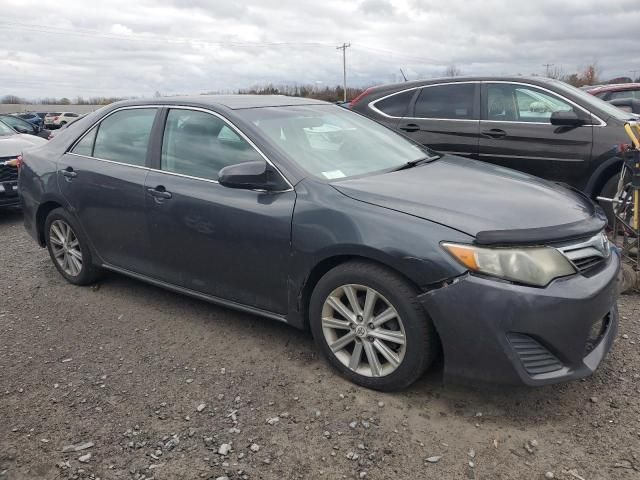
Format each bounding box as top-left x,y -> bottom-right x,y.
309,261 -> 438,391
45,208 -> 101,285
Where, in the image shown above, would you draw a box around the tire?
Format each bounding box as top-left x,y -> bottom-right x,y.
45,208 -> 102,285
599,174 -> 620,228
309,260 -> 438,391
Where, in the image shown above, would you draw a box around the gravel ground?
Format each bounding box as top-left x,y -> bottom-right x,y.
1,208 -> 639,480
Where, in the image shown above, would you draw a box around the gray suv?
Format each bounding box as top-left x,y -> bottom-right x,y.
350,76 -> 636,222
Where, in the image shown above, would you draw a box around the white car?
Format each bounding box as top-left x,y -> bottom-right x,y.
0,121 -> 46,207
44,112 -> 82,129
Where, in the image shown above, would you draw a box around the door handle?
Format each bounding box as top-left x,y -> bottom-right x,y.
399,123 -> 420,132
147,187 -> 172,199
60,168 -> 77,178
481,128 -> 507,139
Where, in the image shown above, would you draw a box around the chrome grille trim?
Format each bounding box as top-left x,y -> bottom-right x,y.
556,232 -> 610,274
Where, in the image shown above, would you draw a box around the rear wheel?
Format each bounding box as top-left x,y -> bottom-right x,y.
45,208 -> 102,285
309,261 -> 438,391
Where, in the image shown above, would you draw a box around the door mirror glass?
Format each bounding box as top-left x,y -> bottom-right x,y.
218,160 -> 287,191
550,110 -> 586,126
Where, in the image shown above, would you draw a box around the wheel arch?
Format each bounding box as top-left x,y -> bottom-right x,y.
296,254 -> 425,331
584,155 -> 623,198
35,200 -> 64,246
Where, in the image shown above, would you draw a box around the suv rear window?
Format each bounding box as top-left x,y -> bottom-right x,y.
373,90 -> 416,117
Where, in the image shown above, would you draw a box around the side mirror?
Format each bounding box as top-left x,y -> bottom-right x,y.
218,160 -> 288,191
550,110 -> 587,126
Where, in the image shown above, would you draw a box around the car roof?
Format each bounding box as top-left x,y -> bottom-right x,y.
364,76 -> 556,93
113,94 -> 330,110
587,83 -> 640,93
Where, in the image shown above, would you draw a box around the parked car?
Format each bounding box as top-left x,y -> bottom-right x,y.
20,96 -> 619,390
587,83 -> 640,101
47,114 -> 87,140
0,114 -> 52,139
44,112 -> 82,129
584,83 -> 640,115
0,121 -> 46,208
349,76 -> 637,224
14,112 -> 44,128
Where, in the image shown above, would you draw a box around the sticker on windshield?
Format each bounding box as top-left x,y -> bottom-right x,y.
322,170 -> 346,179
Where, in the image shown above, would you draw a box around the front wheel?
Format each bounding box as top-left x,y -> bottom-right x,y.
45,208 -> 102,285
309,261 -> 438,391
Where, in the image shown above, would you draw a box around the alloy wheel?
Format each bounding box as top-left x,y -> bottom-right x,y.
49,219 -> 83,277
321,284 -> 406,377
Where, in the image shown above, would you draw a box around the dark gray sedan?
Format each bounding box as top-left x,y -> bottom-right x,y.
19,95 -> 619,390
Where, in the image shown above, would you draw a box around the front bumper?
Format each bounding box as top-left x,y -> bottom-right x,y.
419,249 -> 620,386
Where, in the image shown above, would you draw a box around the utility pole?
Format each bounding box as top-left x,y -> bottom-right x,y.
630,70 -> 639,82
337,42 -> 351,102
542,63 -> 554,77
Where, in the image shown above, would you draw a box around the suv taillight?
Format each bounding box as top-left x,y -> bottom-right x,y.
349,87 -> 375,108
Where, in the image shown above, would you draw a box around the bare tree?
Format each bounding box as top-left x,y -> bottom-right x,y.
582,63 -> 601,86
1,95 -> 23,104
546,65 -> 564,79
444,64 -> 463,77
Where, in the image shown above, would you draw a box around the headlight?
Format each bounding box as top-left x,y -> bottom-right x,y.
442,243 -> 576,287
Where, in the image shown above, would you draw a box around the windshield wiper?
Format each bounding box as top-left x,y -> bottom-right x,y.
393,155 -> 441,171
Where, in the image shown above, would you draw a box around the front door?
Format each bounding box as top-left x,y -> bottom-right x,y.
479,82 -> 593,186
57,107 -> 158,274
145,108 -> 295,314
397,82 -> 480,159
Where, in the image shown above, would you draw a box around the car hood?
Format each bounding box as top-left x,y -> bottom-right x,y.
0,134 -> 47,157
332,155 -> 605,244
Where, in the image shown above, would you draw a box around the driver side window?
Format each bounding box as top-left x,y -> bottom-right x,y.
486,84 -> 576,123
161,109 -> 262,181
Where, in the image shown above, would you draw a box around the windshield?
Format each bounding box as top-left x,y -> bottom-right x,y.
239,104 -> 435,180
549,80 -> 636,121
0,120 -> 15,137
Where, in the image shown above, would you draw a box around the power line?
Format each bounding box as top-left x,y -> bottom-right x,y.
542,63 -> 554,77
336,42 -> 351,102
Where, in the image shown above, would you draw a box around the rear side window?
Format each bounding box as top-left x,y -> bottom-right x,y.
161,109 -> 262,181
373,90 -> 416,117
72,128 -> 97,156
92,109 -> 156,166
413,84 -> 476,119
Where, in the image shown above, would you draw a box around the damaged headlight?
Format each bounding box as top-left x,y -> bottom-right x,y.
441,243 -> 576,287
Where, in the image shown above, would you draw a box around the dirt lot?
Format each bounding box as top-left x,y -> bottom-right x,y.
1,209 -> 639,480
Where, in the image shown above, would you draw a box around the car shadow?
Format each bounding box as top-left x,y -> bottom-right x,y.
0,208 -> 22,225
92,268 -> 611,426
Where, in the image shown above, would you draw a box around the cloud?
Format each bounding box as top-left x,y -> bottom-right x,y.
0,0 -> 639,98
359,0 -> 395,16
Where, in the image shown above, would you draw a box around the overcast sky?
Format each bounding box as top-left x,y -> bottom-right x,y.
1,0 -> 640,99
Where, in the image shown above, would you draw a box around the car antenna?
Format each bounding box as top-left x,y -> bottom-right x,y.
399,68 -> 408,82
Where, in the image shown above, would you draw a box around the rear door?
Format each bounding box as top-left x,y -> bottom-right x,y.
144,107 -> 295,314
396,82 -> 480,158
479,82 -> 593,185
58,107 -> 159,274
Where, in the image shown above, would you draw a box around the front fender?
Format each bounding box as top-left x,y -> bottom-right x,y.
286,179 -> 471,327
